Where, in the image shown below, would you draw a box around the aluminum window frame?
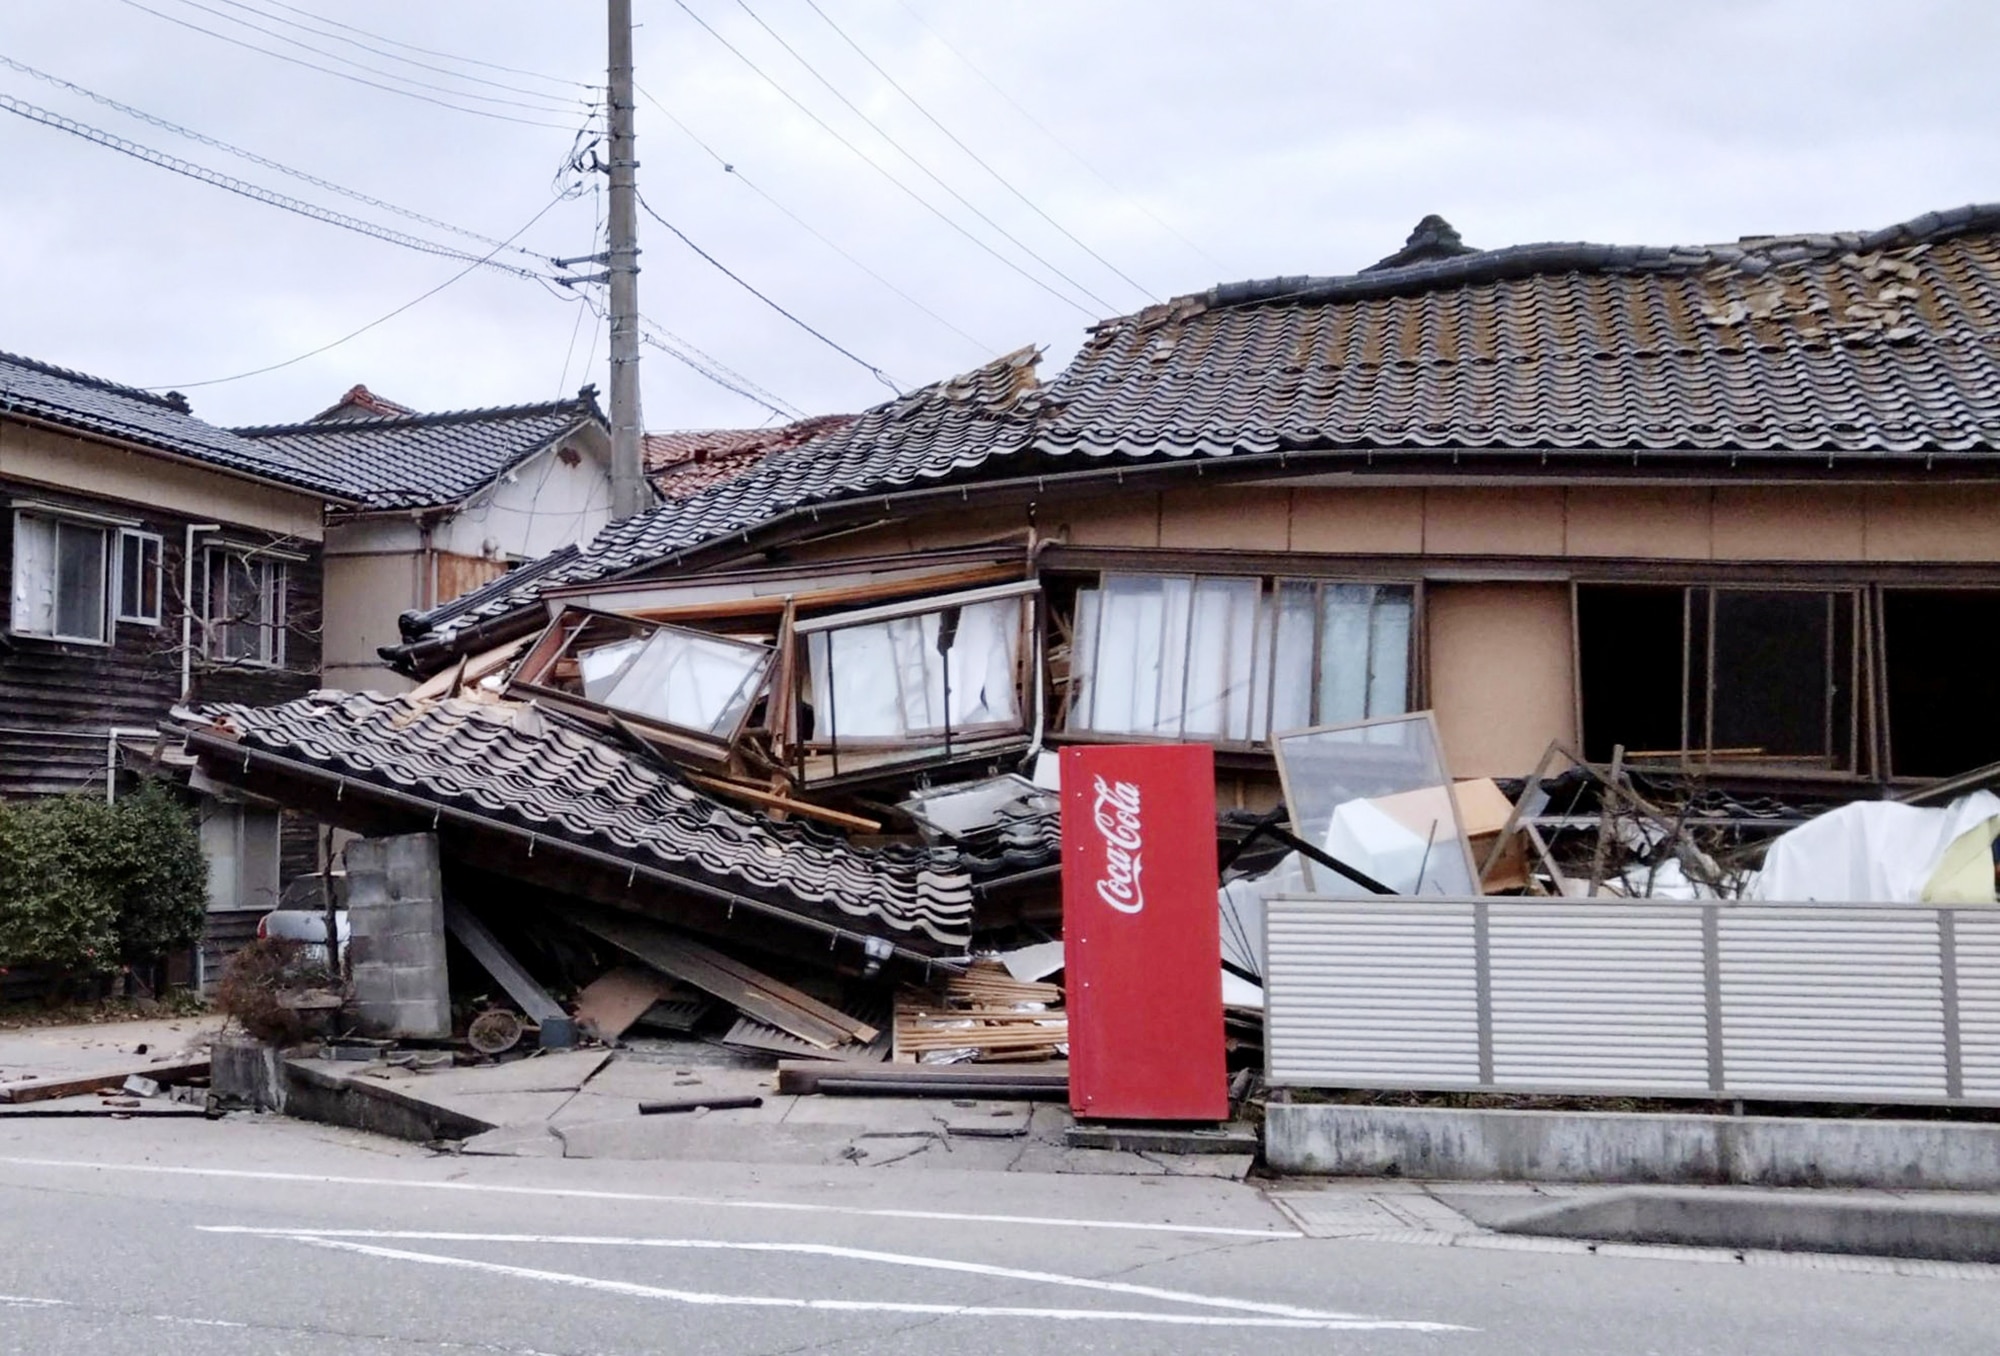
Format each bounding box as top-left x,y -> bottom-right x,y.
202,544 -> 289,669
115,527 -> 164,626
9,509 -> 113,646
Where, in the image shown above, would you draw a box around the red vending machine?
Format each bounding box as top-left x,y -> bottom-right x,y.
1062,743 -> 1228,1121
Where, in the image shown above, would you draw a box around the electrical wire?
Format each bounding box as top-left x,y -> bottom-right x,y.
729,0 -> 1117,312
145,194 -> 573,390
253,0 -> 594,91
195,0 -> 592,106
668,0 -> 1098,319
155,0 -> 585,115
638,191 -> 902,395
894,0 -> 1228,274
116,0 -> 579,129
801,0 -> 1157,304
636,81 -> 995,360
0,53 -> 567,266
0,93 -> 556,280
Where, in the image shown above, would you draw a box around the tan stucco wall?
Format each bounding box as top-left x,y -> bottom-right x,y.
1426,583 -> 1578,778
0,419 -> 326,538
322,551 -> 418,692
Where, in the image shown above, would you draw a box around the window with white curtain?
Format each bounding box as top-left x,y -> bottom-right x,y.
805,593 -> 1027,745
10,512 -> 110,643
1067,574 -> 1414,744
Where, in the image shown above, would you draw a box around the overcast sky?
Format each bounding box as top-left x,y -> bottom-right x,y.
3,1 -> 1995,433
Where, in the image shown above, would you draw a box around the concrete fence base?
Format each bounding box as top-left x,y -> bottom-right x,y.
1265,1102 -> 2000,1190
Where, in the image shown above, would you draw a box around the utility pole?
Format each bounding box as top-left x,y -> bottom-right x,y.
606,0 -> 645,520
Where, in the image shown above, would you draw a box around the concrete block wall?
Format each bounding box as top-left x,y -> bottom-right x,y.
340,832 -> 451,1038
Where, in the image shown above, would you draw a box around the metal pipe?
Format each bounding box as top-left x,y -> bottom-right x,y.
104,726 -> 160,804
180,523 -> 221,701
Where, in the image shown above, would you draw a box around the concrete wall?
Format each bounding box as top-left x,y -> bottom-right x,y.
435,436 -> 614,561
321,550 -> 418,694
341,833 -> 450,1038
1426,582 -> 1577,778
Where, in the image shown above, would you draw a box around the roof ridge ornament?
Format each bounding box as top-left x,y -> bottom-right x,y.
1365,214 -> 1479,272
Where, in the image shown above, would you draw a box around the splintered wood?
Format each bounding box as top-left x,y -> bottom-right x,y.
893,960 -> 1066,1064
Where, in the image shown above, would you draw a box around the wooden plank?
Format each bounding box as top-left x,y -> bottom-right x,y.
570,910 -> 852,1049
683,772 -> 882,834
661,931 -> 879,1044
572,965 -> 674,1041
0,1058 -> 209,1105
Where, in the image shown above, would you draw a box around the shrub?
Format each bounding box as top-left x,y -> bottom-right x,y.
213,936 -> 329,1044
0,783 -> 208,974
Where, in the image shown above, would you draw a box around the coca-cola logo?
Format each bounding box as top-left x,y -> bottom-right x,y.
1091,775 -> 1145,915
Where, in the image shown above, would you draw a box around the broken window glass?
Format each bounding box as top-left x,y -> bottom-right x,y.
1273,713 -> 1479,897
577,627 -> 771,739
805,593 -> 1026,744
1068,574 -> 1413,744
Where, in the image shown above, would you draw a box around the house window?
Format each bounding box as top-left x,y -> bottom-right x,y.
1577,584 -> 1857,770
205,547 -> 286,667
116,529 -> 163,625
1882,589 -> 2000,779
9,512 -> 110,643
1066,574 -> 1414,744
803,588 -> 1029,746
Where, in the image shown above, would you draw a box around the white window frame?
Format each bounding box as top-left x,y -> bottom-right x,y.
115,528 -> 164,626
203,544 -> 288,668
9,509 -> 113,645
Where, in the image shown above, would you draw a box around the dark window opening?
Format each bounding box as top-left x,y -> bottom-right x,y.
1885,590 -> 2000,779
1577,585 -> 1684,764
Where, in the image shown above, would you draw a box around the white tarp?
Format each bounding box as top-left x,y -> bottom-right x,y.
1749,791 -> 2000,903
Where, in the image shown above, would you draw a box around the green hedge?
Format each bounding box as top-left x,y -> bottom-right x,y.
0,785 -> 209,973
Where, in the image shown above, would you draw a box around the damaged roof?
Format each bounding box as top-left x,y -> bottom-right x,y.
398,347 -> 1041,657
1037,202 -> 2000,463
184,691 -> 981,953
0,349 -> 352,499
645,415 -> 858,502
235,389 -> 606,511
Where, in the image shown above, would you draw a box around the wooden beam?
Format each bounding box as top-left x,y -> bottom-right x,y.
683,772 -> 881,834
0,1059 -> 209,1105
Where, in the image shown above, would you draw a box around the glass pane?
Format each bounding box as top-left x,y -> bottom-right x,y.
54,522 -> 106,641
10,515 -> 56,634
1366,587 -> 1414,717
1317,584 -> 1375,723
1711,591 -> 1830,758
1264,580 -> 1318,738
1068,575 -> 1179,735
1067,587 -> 1101,728
1273,715 -> 1477,897
810,597 -> 1023,742
577,636 -> 645,699
1181,577 -> 1259,740
601,626 -> 770,737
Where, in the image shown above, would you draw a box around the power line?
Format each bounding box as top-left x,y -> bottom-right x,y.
116,0 -> 579,129
146,195 -> 573,390
0,53 -> 567,265
157,0 -> 584,115
667,0 -> 1098,319
629,308 -> 805,420
255,0 -> 594,91
801,0 -> 1157,305
196,0 -> 592,106
0,93 -> 561,280
894,0 -> 1229,274
638,191 -> 902,395
636,81 -> 996,360
729,0 -> 1118,313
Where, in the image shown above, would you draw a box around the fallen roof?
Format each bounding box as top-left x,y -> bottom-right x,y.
0,349 -> 351,499
183,691 -> 979,954
645,414 -> 857,502
394,347 -> 1041,660
236,390 -> 605,511
1037,202 -> 2000,463
390,203 -> 2000,668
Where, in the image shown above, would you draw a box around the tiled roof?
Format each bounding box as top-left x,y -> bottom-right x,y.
0,349 -> 350,499
645,414 -> 856,502
185,692 -> 976,952
311,384 -> 417,422
236,391 -> 605,510
1036,203 -> 2000,463
401,348 -> 1041,653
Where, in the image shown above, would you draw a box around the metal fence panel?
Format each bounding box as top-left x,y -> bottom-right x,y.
1264,896 -> 2000,1107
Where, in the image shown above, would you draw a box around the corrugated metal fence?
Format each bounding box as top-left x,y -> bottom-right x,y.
1264,896 -> 2000,1106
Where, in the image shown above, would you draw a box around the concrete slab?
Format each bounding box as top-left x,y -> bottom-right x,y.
1066,1121 -> 1259,1154
394,1049 -> 611,1096
0,1015 -> 223,1082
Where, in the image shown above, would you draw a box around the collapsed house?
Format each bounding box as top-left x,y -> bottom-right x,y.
175,203 -> 2000,1071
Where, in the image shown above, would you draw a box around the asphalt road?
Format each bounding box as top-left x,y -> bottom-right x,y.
0,1114 -> 1992,1355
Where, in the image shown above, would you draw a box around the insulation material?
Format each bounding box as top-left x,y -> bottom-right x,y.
1749,792 -> 2000,903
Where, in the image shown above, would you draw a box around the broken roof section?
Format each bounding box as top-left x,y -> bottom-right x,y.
181,691 -> 982,955
645,414 -> 857,503
393,346 -> 1043,665
235,387 -> 607,512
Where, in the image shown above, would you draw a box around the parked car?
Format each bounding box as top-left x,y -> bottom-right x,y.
256,908 -> 349,968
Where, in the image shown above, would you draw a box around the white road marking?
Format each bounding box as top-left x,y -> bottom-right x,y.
283,1235 -> 1468,1332
0,1294 -> 69,1308
202,1227 -> 1357,1320
0,1155 -> 1296,1238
